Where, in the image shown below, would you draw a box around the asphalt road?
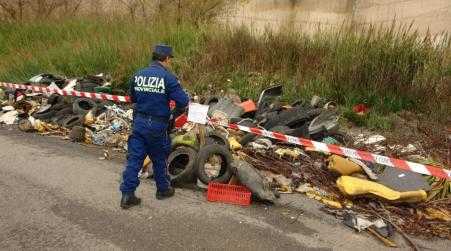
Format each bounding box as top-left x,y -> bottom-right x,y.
0,127 -> 449,250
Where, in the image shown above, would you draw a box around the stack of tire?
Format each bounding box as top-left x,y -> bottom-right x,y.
32,94 -> 99,129
168,130 -> 234,187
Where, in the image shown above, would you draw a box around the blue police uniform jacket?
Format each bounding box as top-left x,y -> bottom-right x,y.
129,61 -> 189,120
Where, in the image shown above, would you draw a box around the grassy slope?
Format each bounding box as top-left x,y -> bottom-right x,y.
0,18 -> 201,83
188,24 -> 450,128
0,18 -> 449,129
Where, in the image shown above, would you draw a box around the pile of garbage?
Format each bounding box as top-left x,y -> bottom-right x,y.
1,77 -> 450,245
162,86 -> 451,244
0,73 -> 131,150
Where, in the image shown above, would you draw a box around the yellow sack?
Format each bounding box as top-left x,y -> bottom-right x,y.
275,148 -> 303,160
336,176 -> 426,203
228,137 -> 242,151
84,110 -> 95,126
34,119 -> 46,133
172,132 -> 198,149
328,155 -> 362,175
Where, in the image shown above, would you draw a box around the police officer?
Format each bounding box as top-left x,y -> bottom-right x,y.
120,44 -> 189,209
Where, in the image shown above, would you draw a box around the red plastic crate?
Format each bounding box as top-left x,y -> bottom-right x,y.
207,183 -> 252,206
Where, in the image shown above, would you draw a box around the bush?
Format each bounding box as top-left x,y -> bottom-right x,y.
183,23 -> 451,122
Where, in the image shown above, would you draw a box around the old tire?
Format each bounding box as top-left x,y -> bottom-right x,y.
75,82 -> 101,92
61,115 -> 84,128
48,94 -> 64,105
167,146 -> 198,185
51,101 -> 68,111
206,130 -> 230,149
55,106 -> 73,117
52,107 -> 74,124
196,144 -> 233,184
73,98 -> 97,115
33,108 -> 56,121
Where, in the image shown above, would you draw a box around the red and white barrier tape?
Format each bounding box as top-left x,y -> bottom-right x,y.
226,123 -> 450,180
2,81 -> 450,179
0,82 -> 131,103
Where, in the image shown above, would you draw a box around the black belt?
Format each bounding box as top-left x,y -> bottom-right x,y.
135,112 -> 169,124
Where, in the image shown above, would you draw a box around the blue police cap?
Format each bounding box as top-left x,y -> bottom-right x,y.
153,44 -> 174,58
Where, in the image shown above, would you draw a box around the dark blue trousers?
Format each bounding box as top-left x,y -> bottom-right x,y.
120,116 -> 171,194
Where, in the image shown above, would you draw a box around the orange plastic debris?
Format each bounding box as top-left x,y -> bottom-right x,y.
240,100 -> 257,113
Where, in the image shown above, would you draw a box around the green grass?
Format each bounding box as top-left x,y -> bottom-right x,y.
0,18 -> 204,87
0,18 -> 450,128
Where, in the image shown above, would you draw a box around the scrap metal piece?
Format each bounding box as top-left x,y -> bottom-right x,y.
308,109 -> 339,135
233,160 -> 277,203
378,167 -> 431,192
208,98 -> 244,119
257,85 -> 283,112
263,106 -> 322,130
349,158 -> 378,180
343,212 -> 377,232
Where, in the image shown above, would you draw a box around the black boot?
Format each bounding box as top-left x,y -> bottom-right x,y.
156,187 -> 175,200
120,193 -> 141,209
